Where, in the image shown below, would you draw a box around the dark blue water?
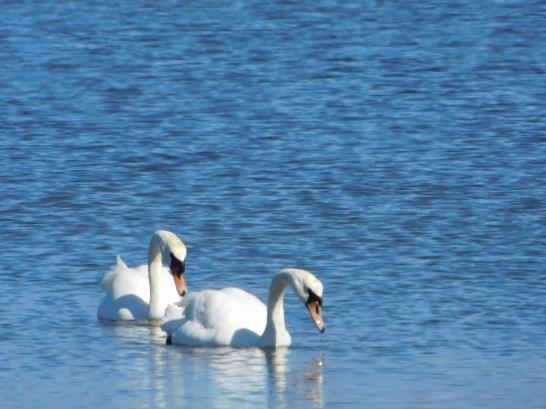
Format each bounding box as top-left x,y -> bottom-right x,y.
1,1 -> 545,408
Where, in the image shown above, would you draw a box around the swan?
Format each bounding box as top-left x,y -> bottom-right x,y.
97,230 -> 188,321
161,268 -> 325,348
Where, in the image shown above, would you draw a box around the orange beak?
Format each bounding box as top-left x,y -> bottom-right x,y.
170,258 -> 187,297
306,300 -> 325,333
172,273 -> 187,297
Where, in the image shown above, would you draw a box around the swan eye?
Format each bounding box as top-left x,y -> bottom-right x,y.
170,253 -> 185,277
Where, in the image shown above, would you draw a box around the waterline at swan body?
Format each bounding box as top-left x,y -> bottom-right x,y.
161,268 -> 325,348
97,230 -> 188,321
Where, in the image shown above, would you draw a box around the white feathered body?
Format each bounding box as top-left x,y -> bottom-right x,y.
162,287 -> 267,347
97,256 -> 181,321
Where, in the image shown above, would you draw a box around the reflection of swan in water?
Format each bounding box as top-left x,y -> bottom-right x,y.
97,230 -> 188,321
294,354 -> 325,407
100,324 -> 324,407
265,349 -> 325,408
157,348 -> 325,409
162,268 -> 325,347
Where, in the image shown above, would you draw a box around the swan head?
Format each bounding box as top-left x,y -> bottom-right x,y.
154,230 -> 188,296
281,268 -> 325,333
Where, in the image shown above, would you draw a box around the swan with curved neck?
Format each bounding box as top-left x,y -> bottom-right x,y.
161,268 -> 325,348
97,230 -> 188,321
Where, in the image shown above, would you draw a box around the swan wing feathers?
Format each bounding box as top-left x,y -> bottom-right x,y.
98,258 -> 179,320
166,287 -> 267,346
101,258 -> 149,300
97,258 -> 149,320
100,257 -> 179,303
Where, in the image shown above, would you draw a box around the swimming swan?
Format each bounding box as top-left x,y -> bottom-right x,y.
161,268 -> 325,347
97,230 -> 188,321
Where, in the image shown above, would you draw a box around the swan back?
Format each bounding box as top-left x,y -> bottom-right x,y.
97,257 -> 152,320
162,287 -> 267,347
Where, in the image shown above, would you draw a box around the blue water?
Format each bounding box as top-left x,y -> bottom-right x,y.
1,1 -> 546,408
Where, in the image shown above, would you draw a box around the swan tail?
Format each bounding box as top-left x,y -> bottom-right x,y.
116,255 -> 128,269
100,256 -> 128,290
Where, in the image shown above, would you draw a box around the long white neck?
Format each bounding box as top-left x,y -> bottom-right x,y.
147,233 -> 166,320
260,271 -> 292,347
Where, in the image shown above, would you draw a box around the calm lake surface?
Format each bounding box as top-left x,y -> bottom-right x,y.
1,1 -> 545,408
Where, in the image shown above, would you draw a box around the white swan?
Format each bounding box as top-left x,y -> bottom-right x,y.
97,230 -> 188,321
161,268 -> 325,348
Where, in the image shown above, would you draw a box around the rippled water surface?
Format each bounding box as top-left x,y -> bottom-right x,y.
1,1 -> 546,408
